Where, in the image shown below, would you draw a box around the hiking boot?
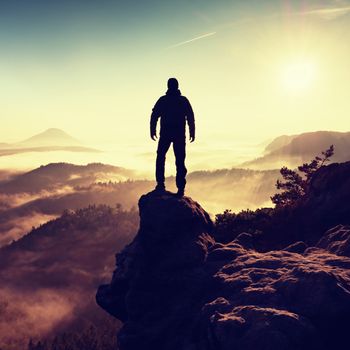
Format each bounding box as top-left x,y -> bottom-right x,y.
176,188 -> 185,197
155,183 -> 166,192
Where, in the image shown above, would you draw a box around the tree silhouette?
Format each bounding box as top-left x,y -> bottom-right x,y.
271,145 -> 334,208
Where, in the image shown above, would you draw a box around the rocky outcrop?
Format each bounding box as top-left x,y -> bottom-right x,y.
300,162 -> 350,238
317,224 -> 350,257
204,242 -> 350,350
255,161 -> 350,250
97,189 -> 350,350
96,191 -> 214,349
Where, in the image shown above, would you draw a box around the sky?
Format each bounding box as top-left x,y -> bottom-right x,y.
1,0 -> 350,148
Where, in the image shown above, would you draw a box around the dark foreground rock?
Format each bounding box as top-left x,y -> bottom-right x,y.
96,191 -> 214,349
97,190 -> 350,350
317,224 -> 350,257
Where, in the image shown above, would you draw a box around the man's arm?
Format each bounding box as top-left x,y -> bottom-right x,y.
185,98 -> 195,142
150,98 -> 162,140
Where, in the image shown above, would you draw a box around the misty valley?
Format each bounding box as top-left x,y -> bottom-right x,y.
3,1 -> 350,347
1,129 -> 350,349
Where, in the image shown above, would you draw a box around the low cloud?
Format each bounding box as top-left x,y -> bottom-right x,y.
0,288 -> 77,349
0,212 -> 57,246
0,204 -> 139,348
0,170 -> 20,182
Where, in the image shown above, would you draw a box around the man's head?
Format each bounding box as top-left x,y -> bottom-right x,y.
167,78 -> 179,90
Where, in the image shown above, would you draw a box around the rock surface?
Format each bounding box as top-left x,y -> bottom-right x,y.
97,188 -> 350,350
97,191 -> 214,349
317,224 -> 350,257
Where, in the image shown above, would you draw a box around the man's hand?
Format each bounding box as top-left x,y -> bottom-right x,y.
190,135 -> 195,143
151,132 -> 158,141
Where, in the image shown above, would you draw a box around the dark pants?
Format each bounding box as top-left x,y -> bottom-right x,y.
156,136 -> 187,190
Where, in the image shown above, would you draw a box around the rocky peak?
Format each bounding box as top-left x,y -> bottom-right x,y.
138,190 -> 213,239
96,191 -> 214,349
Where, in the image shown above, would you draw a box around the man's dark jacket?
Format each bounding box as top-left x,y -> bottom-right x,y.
150,89 -> 195,139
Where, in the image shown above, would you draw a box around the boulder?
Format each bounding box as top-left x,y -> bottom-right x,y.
317,225 -> 350,257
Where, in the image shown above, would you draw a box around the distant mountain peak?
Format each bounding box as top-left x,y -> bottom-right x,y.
42,128 -> 72,136
17,128 -> 81,147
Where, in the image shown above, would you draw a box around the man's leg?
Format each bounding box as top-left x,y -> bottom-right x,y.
173,137 -> 187,194
156,137 -> 171,189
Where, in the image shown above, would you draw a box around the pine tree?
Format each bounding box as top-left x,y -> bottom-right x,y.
271,145 -> 334,208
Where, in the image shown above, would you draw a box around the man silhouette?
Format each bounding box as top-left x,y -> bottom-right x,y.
150,78 -> 195,196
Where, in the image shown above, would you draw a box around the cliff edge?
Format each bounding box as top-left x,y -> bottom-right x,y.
96,191 -> 214,349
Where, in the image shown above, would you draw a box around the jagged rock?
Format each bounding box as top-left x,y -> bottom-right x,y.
97,189 -> 350,350
233,232 -> 254,249
296,162 -> 350,240
283,241 -> 308,253
198,242 -> 350,349
317,225 -> 350,257
259,162 -> 350,250
201,302 -> 320,350
97,191 -> 214,350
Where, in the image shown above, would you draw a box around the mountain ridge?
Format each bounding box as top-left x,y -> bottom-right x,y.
242,130 -> 350,169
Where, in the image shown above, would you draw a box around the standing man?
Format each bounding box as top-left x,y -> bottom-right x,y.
150,78 -> 195,196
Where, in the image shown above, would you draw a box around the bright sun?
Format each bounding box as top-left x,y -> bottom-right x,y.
281,60 -> 317,93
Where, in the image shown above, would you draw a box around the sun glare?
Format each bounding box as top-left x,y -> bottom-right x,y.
281,60 -> 317,93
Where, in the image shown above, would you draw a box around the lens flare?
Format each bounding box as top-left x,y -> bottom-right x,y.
281,60 -> 317,93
